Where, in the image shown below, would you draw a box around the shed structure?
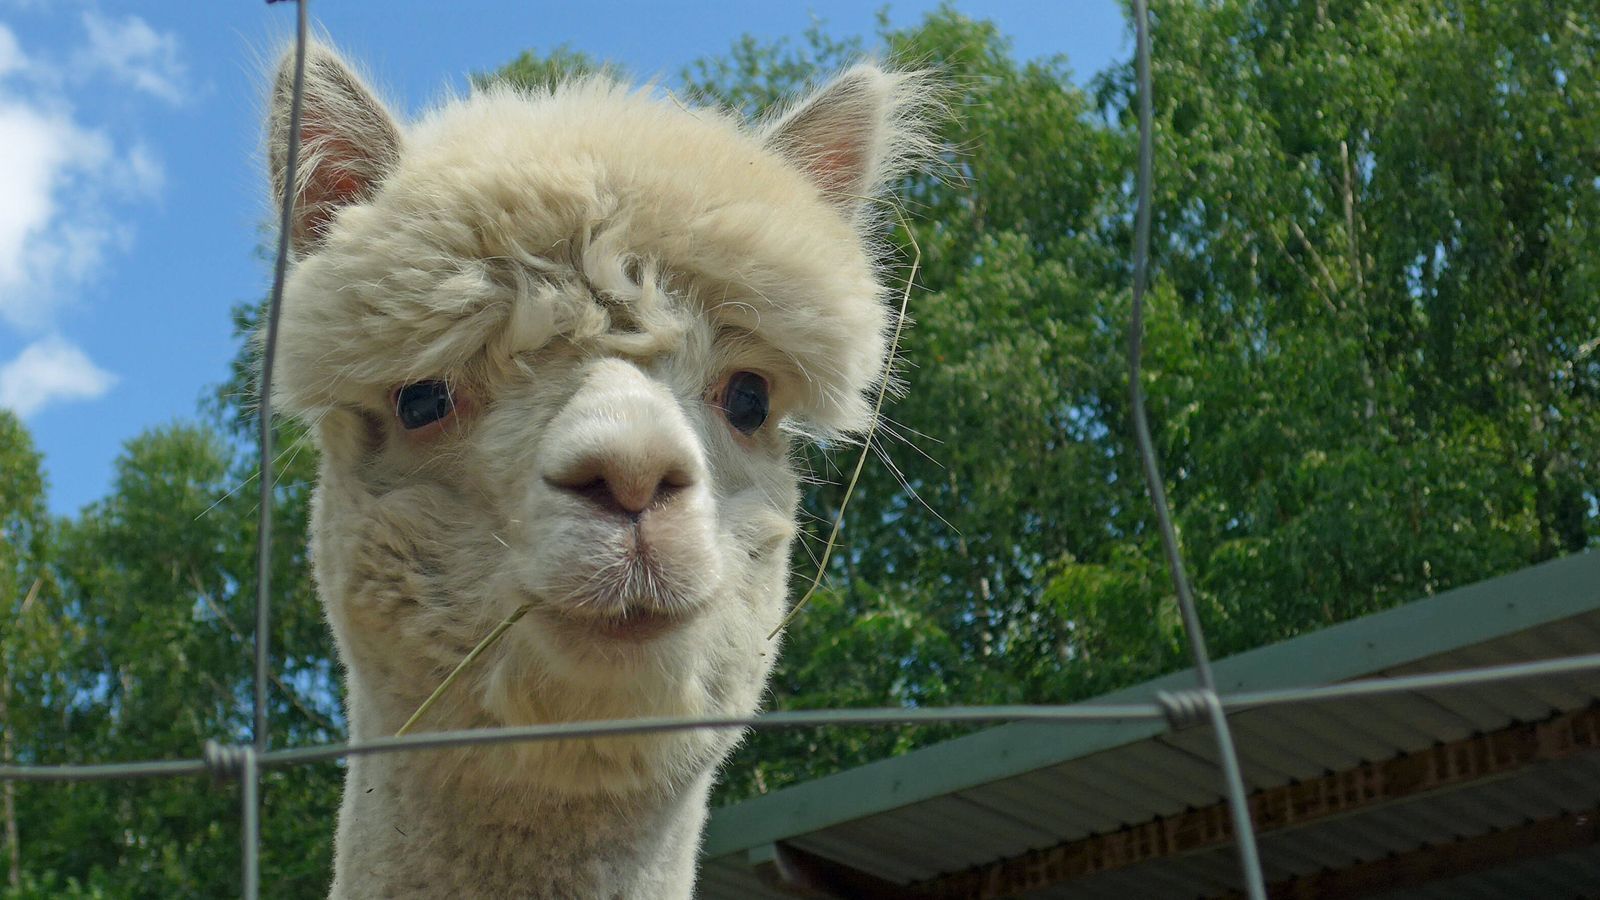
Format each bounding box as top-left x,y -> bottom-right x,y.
699,551 -> 1600,898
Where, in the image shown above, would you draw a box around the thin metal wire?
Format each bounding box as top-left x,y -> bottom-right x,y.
263,703 -> 1167,768
249,2 -> 308,897
1125,1 -> 1266,895
240,747 -> 260,900
1223,651 -> 1600,711
257,0 -> 307,757
8,643 -> 1600,782
0,704 -> 1162,782
0,759 -> 210,783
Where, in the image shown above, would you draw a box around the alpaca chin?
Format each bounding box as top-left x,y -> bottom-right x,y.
472,672 -> 732,798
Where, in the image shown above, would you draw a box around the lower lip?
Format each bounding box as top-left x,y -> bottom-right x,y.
544,607 -> 689,643
591,610 -> 685,642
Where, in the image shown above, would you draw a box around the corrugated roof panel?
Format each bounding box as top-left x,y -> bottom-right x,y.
1501,864 -> 1573,896
1396,683 -> 1522,733
867,796 -> 1029,874
1387,791 -> 1498,838
1486,763 -> 1597,813
1253,839 -> 1315,882
792,816 -> 940,882
1030,866 -> 1150,900
1150,723 -> 1299,791
1438,640 -> 1590,713
1120,855 -> 1221,895
1367,794 -> 1487,843
1531,609 -> 1600,654
1442,781 -> 1555,830
1393,691 -> 1491,741
1078,738 -> 1230,809
695,858 -> 789,899
1310,691 -> 1454,750
950,790 -> 1071,849
1398,792 -> 1491,841
1157,846 -> 1255,895
1304,815 -> 1402,862
1465,858 -> 1561,890
906,794 -> 1058,868
1227,708 -> 1361,777
1256,702 -> 1402,766
781,829 -> 886,877
1259,823 -> 1374,874
957,771 -> 1092,838
1040,861 -> 1181,900
998,768 -> 1139,836
1004,759 -> 1165,833
789,812 -> 946,882
1543,848 -> 1600,894
1058,747 -> 1213,820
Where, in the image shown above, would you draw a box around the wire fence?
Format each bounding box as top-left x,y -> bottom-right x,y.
4,2 -> 1600,899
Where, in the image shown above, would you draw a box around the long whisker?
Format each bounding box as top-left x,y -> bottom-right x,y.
767,198 -> 920,640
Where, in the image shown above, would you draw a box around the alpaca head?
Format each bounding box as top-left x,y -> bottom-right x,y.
267,45 -> 928,798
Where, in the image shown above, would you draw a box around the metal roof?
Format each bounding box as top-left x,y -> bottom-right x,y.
699,551 -> 1600,898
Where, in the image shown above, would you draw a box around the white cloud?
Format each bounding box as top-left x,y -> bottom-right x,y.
0,99 -> 119,328
118,142 -> 165,195
76,13 -> 188,105
0,21 -> 167,330
0,23 -> 27,77
0,335 -> 116,417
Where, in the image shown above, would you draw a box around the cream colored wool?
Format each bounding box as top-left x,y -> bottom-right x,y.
266,41 -> 933,898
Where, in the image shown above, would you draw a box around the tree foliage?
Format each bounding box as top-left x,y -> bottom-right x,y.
6,1 -> 1600,894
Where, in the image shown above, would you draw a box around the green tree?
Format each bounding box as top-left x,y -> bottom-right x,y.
0,412 -> 53,893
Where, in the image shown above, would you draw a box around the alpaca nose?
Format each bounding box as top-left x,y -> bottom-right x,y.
541,359 -> 707,517
545,455 -> 694,517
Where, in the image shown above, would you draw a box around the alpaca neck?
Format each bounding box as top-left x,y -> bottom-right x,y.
329,749 -> 708,899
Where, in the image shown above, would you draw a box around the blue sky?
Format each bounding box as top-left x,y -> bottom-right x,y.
0,0 -> 1127,515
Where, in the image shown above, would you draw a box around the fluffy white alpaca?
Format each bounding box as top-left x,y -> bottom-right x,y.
266,41 -> 930,898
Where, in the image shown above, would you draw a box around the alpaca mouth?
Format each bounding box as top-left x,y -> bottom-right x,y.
539,603 -> 693,644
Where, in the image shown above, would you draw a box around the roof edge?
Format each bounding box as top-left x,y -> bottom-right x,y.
704,551 -> 1600,858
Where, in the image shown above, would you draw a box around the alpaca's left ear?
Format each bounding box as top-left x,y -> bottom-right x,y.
763,65 -> 929,217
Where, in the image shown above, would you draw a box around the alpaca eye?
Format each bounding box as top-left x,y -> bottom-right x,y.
721,371 -> 769,435
395,380 -> 454,430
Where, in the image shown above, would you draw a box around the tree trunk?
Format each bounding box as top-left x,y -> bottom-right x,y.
1,670 -> 19,890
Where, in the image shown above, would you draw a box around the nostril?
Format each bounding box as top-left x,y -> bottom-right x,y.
568,476 -> 619,511
545,469 -> 693,517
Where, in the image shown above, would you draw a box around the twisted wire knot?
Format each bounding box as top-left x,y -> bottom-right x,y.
203,740 -> 255,783
1155,689 -> 1215,730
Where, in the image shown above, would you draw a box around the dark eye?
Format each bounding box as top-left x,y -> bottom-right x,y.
721,371 -> 769,435
395,380 -> 454,430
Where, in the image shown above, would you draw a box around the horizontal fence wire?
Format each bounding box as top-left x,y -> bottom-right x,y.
1,2 -> 1597,899
10,646 -> 1600,781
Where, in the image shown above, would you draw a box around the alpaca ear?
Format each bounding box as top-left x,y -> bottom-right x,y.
763,65 -> 916,213
269,44 -> 402,256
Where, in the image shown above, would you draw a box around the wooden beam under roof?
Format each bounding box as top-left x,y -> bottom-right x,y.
912,702 -> 1600,899
1215,807 -> 1600,899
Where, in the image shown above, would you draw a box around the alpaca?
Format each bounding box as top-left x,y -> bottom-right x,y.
265,40 -> 931,898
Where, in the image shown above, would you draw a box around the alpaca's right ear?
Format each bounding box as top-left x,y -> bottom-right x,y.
269,44 -> 402,256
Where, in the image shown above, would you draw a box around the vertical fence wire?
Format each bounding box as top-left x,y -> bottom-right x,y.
240,747 -> 260,900
1125,1 -> 1267,896
253,0 -> 309,896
